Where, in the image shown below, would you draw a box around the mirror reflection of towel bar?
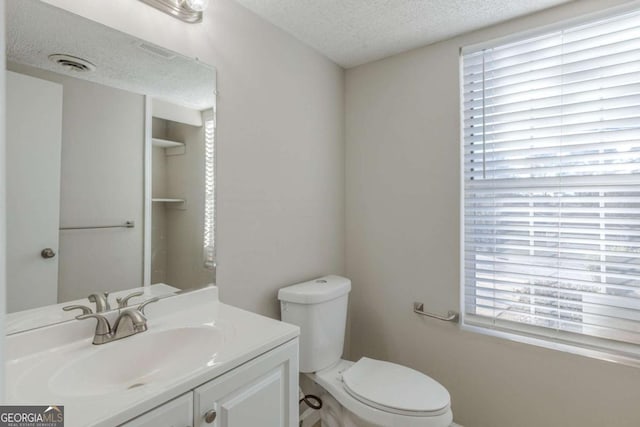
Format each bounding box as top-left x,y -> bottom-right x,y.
413,302 -> 459,322
60,221 -> 135,231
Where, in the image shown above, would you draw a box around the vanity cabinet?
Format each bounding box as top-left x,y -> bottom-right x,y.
120,393 -> 193,427
194,339 -> 298,427
120,339 -> 298,427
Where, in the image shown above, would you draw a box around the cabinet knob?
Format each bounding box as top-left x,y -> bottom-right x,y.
204,409 -> 217,423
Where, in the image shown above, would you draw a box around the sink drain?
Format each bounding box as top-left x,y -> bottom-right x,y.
127,383 -> 146,390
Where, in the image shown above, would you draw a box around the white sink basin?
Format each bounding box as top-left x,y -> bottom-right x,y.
5,287 -> 300,427
49,327 -> 224,397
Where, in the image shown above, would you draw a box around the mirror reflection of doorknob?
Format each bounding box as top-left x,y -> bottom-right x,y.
41,248 -> 56,259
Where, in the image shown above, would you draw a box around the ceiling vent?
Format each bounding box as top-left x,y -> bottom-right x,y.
48,54 -> 96,73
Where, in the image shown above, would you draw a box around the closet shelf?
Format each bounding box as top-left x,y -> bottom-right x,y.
152,138 -> 184,148
152,138 -> 186,155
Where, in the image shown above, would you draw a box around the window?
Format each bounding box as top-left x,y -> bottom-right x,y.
461,8 -> 640,362
203,108 -> 216,270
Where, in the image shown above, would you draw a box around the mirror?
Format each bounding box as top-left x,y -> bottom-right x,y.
5,0 -> 217,334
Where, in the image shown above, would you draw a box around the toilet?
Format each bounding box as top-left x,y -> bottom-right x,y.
278,275 -> 453,427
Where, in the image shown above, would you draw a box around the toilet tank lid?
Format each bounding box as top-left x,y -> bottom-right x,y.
278,275 -> 351,304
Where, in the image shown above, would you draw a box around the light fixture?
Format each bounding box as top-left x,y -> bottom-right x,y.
183,0 -> 209,12
138,0 -> 209,23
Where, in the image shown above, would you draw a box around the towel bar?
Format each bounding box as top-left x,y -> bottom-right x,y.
413,302 -> 459,322
60,221 -> 135,231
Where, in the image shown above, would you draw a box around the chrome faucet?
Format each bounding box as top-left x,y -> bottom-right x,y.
77,297 -> 159,345
63,290 -> 145,316
116,291 -> 144,308
88,291 -> 111,312
62,304 -> 93,316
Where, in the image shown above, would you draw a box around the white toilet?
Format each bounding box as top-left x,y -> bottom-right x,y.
278,275 -> 453,427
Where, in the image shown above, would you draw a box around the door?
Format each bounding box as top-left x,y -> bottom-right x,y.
6,71 -> 63,312
194,340 -> 298,427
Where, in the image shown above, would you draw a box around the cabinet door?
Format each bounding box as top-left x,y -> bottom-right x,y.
194,339 -> 298,427
120,393 -> 193,427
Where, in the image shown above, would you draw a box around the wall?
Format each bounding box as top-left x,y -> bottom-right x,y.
345,1 -> 640,426
41,0 -> 345,318
0,0 -> 6,401
164,120 -> 212,289
7,63 -> 144,302
151,117 -> 213,289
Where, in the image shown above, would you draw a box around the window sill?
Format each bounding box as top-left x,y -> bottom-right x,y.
460,321 -> 640,369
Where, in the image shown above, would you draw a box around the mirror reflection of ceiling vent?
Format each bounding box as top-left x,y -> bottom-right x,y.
48,54 -> 96,72
136,42 -> 176,59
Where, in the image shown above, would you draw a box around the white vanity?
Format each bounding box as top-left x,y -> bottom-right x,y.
5,287 -> 300,427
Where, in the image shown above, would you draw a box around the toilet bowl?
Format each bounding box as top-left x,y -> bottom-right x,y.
310,359 -> 452,427
278,275 -> 453,427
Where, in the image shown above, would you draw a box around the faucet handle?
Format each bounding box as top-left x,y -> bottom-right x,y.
103,291 -> 111,310
76,313 -> 112,336
137,297 -> 160,315
88,291 -> 111,312
116,291 -> 144,309
62,304 -> 93,315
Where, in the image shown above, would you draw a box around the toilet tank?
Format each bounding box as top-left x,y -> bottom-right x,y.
278,275 -> 351,373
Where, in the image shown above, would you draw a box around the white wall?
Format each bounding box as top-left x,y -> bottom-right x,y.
0,0 -> 6,401
56,76 -> 144,301
7,63 -> 145,302
40,0 -> 345,318
345,1 -> 640,426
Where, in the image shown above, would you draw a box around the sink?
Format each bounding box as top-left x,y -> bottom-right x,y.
5,287 -> 300,427
49,327 -> 224,397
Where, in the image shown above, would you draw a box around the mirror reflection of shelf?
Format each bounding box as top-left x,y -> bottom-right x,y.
152,197 -> 187,210
152,137 -> 185,156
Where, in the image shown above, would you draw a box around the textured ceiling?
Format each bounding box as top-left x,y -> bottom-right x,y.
7,0 -> 216,109
234,0 -> 573,68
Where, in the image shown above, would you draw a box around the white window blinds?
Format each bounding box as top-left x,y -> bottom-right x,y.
461,8 -> 640,359
203,108 -> 216,270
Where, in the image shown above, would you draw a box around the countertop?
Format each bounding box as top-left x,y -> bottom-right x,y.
5,286 -> 300,427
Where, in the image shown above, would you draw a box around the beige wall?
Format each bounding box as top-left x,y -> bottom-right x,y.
41,0 -> 345,318
151,117 -> 213,289
345,1 -> 640,426
164,120 -> 213,289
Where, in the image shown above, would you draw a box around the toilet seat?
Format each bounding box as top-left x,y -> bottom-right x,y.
310,359 -> 452,427
341,358 -> 450,416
